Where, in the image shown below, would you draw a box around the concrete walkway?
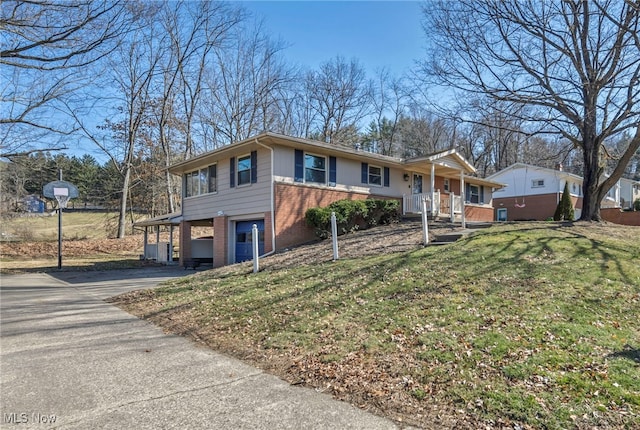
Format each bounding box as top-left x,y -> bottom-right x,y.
0,268 -> 401,429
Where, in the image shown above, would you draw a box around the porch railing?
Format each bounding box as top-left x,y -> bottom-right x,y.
403,191 -> 440,215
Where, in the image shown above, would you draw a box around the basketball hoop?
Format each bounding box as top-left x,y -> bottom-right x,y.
43,178 -> 79,270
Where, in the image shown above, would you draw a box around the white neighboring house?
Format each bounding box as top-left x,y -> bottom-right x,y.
487,163 -> 584,221
619,177 -> 640,210
487,163 -> 636,221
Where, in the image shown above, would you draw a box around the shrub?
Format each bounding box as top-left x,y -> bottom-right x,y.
634,198 -> 640,211
363,199 -> 399,226
305,199 -> 399,239
553,182 -> 575,221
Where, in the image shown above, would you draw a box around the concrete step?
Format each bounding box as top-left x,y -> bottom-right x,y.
432,232 -> 465,243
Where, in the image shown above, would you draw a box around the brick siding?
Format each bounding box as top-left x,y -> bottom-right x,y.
601,208 -> 640,226
465,205 -> 494,222
493,193 -> 582,221
213,216 -> 228,268
179,221 -> 192,264
274,183 -> 394,250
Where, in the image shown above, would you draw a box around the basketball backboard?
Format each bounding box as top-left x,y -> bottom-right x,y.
43,180 -> 79,199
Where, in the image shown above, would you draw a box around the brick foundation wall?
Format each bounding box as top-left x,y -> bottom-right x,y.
601,208 -> 640,226
493,193 -> 582,221
274,183 -> 389,250
465,205 -> 494,222
179,221 -> 192,264
213,216 -> 228,268
264,211 -> 273,253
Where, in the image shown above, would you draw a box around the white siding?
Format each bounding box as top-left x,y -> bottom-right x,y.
490,166 -> 579,199
273,145 -> 406,198
182,148 -> 271,220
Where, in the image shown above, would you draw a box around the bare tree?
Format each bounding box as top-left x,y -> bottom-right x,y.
153,1 -> 243,212
305,56 -> 372,145
199,22 -> 291,147
71,4 -> 165,238
421,0 -> 640,221
363,69 -> 406,155
396,109 -> 455,158
0,0 -> 130,158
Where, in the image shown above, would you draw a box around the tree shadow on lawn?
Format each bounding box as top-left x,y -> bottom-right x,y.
607,344 -> 640,364
461,224 -> 638,288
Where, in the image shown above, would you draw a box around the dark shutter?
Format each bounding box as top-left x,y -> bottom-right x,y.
230,157 -> 235,188
294,149 -> 304,183
251,151 -> 258,183
361,163 -> 368,184
329,156 -> 337,186
383,167 -> 390,187
465,182 -> 470,203
208,164 -> 217,193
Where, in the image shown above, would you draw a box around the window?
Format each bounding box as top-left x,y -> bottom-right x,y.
497,208 -> 507,222
362,163 -> 389,187
465,183 -> 484,204
185,164 -> 217,197
468,184 -> 480,203
444,178 -> 450,192
237,155 -> 251,186
368,165 -> 382,186
304,153 -> 326,183
531,179 -> 545,188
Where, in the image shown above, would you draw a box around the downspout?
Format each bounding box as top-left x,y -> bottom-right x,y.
255,139 -> 276,257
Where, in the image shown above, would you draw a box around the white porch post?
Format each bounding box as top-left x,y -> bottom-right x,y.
430,164 -> 436,214
169,224 -> 174,263
450,193 -> 455,223
460,171 -> 466,229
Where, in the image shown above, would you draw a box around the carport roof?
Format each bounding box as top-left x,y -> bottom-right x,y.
134,212 -> 182,227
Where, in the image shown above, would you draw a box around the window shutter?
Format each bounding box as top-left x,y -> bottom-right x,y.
480,185 -> 485,204
361,163 -> 368,184
208,165 -> 217,193
294,149 -> 304,182
251,151 -> 258,183
230,157 -> 235,188
465,182 -> 470,203
329,156 -> 337,186
383,167 -> 390,187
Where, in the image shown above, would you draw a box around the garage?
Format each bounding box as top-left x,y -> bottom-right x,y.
235,220 -> 265,263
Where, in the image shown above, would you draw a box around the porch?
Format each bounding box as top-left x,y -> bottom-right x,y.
403,191 -> 463,221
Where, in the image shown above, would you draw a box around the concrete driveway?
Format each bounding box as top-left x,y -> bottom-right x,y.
0,268 -> 401,429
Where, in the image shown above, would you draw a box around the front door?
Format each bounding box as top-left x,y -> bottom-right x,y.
413,174 -> 423,194
235,220 -> 265,263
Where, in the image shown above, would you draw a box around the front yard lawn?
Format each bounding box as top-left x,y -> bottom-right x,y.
112,222 -> 640,429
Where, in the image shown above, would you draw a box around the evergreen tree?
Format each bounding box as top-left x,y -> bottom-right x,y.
554,181 -> 575,221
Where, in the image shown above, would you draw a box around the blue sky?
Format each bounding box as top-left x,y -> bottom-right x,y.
240,1 -> 426,77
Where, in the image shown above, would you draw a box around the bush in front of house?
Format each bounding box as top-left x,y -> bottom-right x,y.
634,198 -> 640,211
305,199 -> 399,239
363,199 -> 400,227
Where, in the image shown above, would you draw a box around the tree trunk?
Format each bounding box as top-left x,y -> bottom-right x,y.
117,163 -> 131,238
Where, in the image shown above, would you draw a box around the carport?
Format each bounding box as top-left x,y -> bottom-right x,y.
134,212 -> 182,263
